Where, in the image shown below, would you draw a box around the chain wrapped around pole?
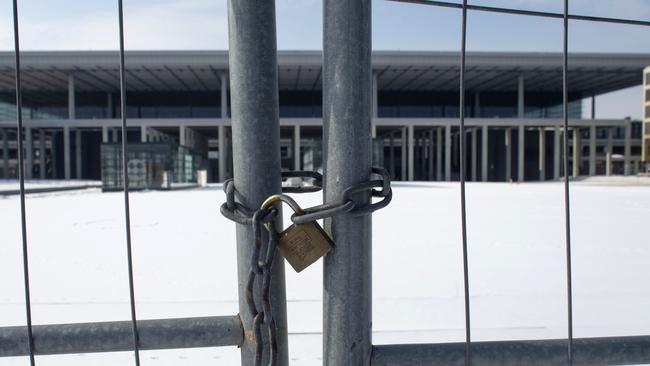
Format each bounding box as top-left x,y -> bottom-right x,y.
220,168 -> 391,366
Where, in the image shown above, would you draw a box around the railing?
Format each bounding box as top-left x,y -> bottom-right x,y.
3,0 -> 650,365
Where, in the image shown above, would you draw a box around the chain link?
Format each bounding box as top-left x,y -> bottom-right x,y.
245,208 -> 279,366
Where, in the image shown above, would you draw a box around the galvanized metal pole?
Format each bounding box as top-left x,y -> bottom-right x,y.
0,316 -> 243,357
323,0 -> 372,364
371,336 -> 650,366
227,1 -> 288,365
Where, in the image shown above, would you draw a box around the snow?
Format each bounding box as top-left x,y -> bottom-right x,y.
1,181 -> 649,365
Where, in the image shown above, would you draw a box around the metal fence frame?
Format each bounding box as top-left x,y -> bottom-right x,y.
3,0 -> 650,365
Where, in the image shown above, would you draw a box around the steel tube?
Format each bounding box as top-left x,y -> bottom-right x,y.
323,0 -> 372,364
371,336 -> 650,366
0,316 -> 243,357
227,1 -> 288,365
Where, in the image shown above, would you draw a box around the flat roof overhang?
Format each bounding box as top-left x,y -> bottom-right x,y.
0,50 -> 648,96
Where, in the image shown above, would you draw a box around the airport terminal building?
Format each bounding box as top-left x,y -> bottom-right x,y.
0,50 -> 648,184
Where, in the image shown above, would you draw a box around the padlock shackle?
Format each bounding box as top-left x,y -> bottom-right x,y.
261,194 -> 305,215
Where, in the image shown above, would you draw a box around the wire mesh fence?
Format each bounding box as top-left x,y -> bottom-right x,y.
3,0 -> 650,365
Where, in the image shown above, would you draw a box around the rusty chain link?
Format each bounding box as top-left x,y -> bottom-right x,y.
247,207 -> 279,366
220,167 -> 391,365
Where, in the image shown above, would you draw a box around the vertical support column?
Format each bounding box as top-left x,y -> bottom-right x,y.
218,125 -> 226,182
39,129 -> 45,179
408,125 -> 414,181
51,131 -> 57,179
219,73 -> 229,182
606,127 -> 613,176
372,71 -> 378,138
624,120 -> 631,176
107,92 -> 113,118
220,72 -> 228,119
518,125 -> 525,182
2,129 -> 8,178
420,136 -> 426,180
140,125 -> 147,143
572,128 -> 581,178
179,126 -> 186,145
474,92 -> 481,117
75,129 -> 82,179
389,131 -> 395,179
323,0 -> 372,364
372,71 -> 378,119
589,124 -> 596,176
539,128 -> 546,181
554,127 -> 561,180
505,128 -> 512,181
66,73 -> 75,180
227,1 -> 288,365
102,126 -> 109,143
401,127 -> 407,180
482,125 -> 488,182
445,124 -> 451,181
428,129 -> 434,181
591,95 -> 596,120
517,74 -> 525,119
68,74 -> 76,120
470,128 -> 477,181
293,125 -> 301,171
25,127 -> 32,180
436,127 -> 442,181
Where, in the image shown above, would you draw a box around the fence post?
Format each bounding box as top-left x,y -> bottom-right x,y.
323,0 -> 372,365
227,1 -> 288,365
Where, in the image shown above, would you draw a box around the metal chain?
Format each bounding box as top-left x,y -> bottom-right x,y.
221,171 -> 323,225
247,207 -> 279,366
221,167 -> 392,225
220,167 -> 392,365
290,167 -> 392,224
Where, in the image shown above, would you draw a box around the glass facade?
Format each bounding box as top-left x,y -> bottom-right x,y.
0,91 -> 226,120
101,142 -> 202,191
279,91 -> 322,117
1,90 -> 583,120
377,91 -> 582,119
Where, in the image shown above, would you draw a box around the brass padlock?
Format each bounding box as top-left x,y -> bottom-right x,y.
261,194 -> 334,273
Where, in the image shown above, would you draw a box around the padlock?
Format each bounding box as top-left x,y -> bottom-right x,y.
261,194 -> 334,273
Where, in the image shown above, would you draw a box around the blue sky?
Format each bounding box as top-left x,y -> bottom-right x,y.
1,0 -> 649,118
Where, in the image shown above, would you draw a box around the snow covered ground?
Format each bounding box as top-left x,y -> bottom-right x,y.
1,181 -> 649,365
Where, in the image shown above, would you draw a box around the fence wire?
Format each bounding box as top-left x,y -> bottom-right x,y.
457,1 -> 471,365
11,0 -> 35,365
117,0 -> 142,364
562,1 -> 574,364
